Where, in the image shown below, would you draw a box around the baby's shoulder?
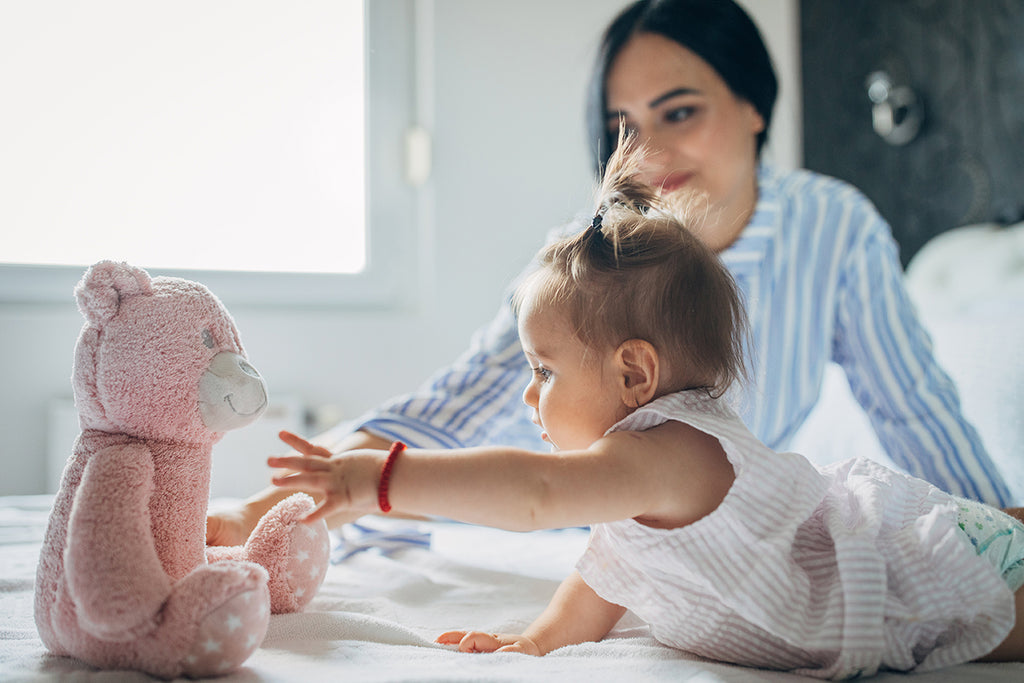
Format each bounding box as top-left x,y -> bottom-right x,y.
602,421 -> 733,529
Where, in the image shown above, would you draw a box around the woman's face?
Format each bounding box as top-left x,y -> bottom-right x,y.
605,32 -> 765,251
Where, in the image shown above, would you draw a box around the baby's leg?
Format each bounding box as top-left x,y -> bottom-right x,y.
976,586 -> 1024,662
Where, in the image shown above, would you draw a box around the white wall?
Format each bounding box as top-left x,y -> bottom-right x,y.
0,0 -> 800,495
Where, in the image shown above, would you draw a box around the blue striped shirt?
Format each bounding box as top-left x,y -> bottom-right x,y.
356,165 -> 1012,507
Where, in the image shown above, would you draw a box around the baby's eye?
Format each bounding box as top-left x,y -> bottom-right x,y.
533,366 -> 552,382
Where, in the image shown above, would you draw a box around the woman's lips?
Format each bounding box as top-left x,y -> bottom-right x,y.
654,171 -> 692,193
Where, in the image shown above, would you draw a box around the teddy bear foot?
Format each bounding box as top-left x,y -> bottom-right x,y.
244,493 -> 330,614
180,582 -> 271,678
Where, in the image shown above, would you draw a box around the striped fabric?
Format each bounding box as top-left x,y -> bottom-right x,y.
576,391 -> 1015,679
354,165 -> 1012,506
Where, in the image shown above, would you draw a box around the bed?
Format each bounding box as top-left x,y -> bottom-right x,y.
2,222 -> 1023,682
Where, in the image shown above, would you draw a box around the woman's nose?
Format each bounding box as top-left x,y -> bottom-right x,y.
641,132 -> 672,166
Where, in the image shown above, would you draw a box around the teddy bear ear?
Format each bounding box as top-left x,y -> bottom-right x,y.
74,260 -> 154,324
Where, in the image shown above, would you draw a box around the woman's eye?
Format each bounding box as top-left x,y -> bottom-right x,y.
665,106 -> 696,123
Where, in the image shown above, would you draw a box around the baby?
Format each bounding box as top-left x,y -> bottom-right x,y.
270,135 -> 1024,679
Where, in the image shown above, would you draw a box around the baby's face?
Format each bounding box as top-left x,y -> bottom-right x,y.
517,302 -> 629,451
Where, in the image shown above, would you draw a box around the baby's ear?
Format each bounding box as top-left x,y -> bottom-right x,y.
615,339 -> 659,408
74,260 -> 153,325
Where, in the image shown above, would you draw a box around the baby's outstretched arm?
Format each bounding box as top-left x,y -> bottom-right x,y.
270,420 -> 731,531
269,430 -> 582,529
438,571 -> 625,656
268,432 -> 646,530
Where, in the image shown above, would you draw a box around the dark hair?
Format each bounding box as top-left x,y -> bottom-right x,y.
586,0 -> 778,174
514,132 -> 749,398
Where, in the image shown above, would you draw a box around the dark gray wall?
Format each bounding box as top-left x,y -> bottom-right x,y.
801,0 -> 1024,266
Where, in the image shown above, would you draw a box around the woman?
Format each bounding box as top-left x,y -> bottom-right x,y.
208,0 -> 1012,546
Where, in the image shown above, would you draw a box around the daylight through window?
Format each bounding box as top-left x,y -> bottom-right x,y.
0,1 -> 365,274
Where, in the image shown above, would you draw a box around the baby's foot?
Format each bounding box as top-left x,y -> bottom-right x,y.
245,493 -> 330,613
180,583 -> 270,678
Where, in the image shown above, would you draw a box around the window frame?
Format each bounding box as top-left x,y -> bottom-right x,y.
0,0 -> 419,310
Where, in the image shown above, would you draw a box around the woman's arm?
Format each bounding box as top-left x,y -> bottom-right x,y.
834,211 -> 1012,506
437,570 -> 625,655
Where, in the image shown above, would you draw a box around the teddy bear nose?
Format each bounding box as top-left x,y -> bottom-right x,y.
238,359 -> 260,378
198,351 -> 268,432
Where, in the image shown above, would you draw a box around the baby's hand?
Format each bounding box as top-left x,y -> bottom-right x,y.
436,630 -> 541,656
268,431 -> 381,523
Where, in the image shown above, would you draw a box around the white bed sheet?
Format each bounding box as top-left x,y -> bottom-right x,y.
3,495 -> 1022,682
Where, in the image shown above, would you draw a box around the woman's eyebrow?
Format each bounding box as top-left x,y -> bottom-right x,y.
605,87 -> 701,120
647,87 -> 700,109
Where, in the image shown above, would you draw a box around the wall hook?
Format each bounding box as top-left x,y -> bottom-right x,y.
866,70 -> 923,146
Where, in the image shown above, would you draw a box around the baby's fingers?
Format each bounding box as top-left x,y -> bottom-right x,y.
436,631 -> 468,646
269,471 -> 333,496
267,454 -> 330,472
299,500 -> 332,525
278,430 -> 333,456
440,631 -> 504,653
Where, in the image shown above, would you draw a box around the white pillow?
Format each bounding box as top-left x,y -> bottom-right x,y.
904,221 -> 1024,318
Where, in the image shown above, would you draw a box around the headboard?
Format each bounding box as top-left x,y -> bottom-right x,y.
800,0 -> 1024,267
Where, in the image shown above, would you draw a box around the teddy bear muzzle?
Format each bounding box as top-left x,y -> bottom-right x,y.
198,351 -> 268,432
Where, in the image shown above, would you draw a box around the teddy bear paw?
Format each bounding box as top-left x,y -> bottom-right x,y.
180,582 -> 270,678
245,493 -> 330,614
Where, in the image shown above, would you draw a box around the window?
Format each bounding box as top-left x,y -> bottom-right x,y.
0,0 -> 418,307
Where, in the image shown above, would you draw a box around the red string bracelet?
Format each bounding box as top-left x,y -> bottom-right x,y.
377,441 -> 406,513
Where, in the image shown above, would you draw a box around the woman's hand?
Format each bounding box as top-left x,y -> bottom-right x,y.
436,630 -> 542,656
205,506 -> 255,547
268,430 -> 383,523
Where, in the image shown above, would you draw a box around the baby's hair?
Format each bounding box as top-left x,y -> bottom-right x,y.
515,130 -> 749,398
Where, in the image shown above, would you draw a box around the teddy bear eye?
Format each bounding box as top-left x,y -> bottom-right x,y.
201,329 -> 215,349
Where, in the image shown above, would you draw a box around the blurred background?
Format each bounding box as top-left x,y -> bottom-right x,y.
0,0 -> 809,496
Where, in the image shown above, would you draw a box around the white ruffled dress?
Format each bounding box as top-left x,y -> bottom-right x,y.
576,391 -> 1016,679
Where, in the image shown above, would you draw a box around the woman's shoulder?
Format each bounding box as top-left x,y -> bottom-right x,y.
760,164 -> 893,247
762,164 -> 876,209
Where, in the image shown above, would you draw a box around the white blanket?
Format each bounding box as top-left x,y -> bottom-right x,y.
2,495 -> 1022,682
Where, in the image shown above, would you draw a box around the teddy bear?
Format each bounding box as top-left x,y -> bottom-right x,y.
34,260 -> 331,678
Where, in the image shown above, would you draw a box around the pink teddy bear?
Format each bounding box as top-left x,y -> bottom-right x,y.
35,261 -> 330,678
